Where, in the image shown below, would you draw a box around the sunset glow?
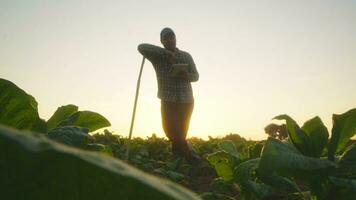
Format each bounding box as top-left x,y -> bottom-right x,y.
1,0 -> 355,140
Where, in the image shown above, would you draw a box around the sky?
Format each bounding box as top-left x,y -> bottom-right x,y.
1,0 -> 355,140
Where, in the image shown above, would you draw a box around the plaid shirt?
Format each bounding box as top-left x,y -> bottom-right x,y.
138,43 -> 199,103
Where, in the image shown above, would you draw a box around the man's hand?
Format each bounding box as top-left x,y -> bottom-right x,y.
175,71 -> 189,80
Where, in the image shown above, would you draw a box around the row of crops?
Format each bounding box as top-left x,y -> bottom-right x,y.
0,78 -> 355,200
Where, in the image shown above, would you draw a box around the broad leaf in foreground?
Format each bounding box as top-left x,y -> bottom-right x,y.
0,125 -> 201,200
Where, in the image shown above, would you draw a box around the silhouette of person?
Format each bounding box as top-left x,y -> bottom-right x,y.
138,27 -> 201,164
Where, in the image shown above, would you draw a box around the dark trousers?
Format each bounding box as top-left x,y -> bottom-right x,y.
161,100 -> 194,157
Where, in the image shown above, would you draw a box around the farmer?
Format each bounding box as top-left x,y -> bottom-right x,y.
137,27 -> 201,164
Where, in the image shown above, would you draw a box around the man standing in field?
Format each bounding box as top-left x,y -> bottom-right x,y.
137,27 -> 201,164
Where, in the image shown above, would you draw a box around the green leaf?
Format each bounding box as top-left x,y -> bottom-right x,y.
209,178 -> 236,195
258,173 -> 300,194
248,142 -> 264,159
47,126 -> 90,148
328,176 -> 356,200
337,144 -> 356,178
234,158 -> 259,183
238,181 -> 273,199
328,108 -> 356,160
218,140 -> 240,160
31,118 -> 48,133
234,158 -> 275,198
258,138 -> 337,199
301,116 -> 329,157
86,143 -> 106,151
329,176 -> 356,190
0,78 -> 42,132
273,114 -> 311,156
58,110 -> 111,132
166,170 -> 185,182
47,104 -> 78,131
206,151 -> 235,181
0,125 -> 201,200
258,138 -> 336,177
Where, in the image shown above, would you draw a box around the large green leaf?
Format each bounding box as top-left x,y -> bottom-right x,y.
218,140 -> 240,160
0,125 -> 201,200
328,108 -> 356,160
258,138 -> 337,199
206,151 -> 235,181
329,176 -> 356,190
273,115 -> 311,156
337,144 -> 356,178
234,158 -> 260,184
235,158 -> 299,198
31,118 -> 48,133
301,116 -> 329,157
47,126 -> 90,148
47,104 -> 78,131
235,158 -> 273,199
234,158 -> 273,198
58,111 -> 111,132
0,78 -> 43,132
209,178 -> 236,195
258,172 -> 302,198
258,138 -> 336,177
328,176 -> 356,200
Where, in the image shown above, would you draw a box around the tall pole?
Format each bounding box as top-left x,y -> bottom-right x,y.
126,57 -> 145,161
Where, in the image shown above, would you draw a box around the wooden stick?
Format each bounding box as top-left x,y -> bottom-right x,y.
126,57 -> 145,161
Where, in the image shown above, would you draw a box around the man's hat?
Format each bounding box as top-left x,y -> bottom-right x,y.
160,27 -> 175,39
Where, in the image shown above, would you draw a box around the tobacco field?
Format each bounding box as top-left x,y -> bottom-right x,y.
0,78 -> 355,200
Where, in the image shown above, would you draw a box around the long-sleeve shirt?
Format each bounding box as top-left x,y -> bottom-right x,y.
137,43 -> 199,103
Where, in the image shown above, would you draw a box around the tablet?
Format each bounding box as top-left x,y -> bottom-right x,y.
169,64 -> 189,77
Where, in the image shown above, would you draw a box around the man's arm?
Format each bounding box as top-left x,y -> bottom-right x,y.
137,43 -> 173,64
186,53 -> 199,82
175,53 -> 199,82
